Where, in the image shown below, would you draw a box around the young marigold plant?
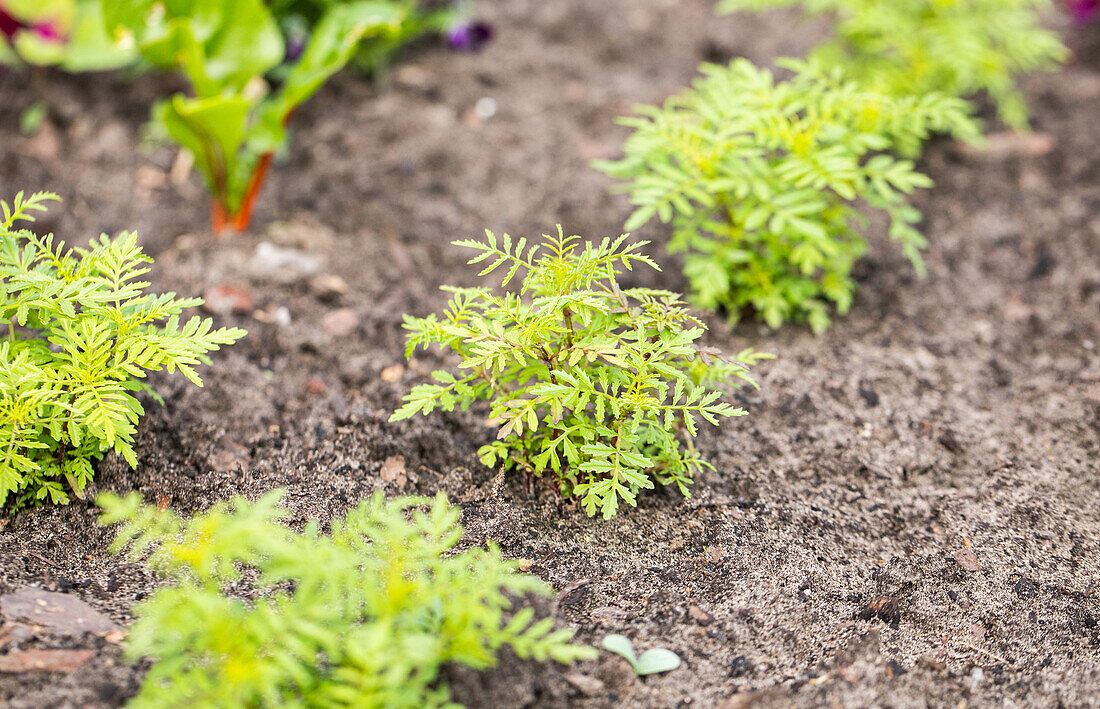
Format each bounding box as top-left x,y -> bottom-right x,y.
0,192 -> 244,509
595,58 -> 979,332
98,489 -> 596,708
390,228 -> 768,519
718,0 -> 1068,132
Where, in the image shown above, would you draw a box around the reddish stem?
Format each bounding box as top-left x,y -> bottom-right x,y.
210,200 -> 229,234
217,107 -> 298,233
227,151 -> 273,232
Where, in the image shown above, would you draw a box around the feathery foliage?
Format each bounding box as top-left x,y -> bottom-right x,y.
718,0 -> 1068,131
391,228 -> 768,519
595,59 -> 978,332
0,192 -> 244,510
98,489 -> 596,708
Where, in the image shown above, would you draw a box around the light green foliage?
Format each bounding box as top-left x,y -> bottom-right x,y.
98,489 -> 596,708
596,59 -> 978,332
19,102 -> 47,136
103,0 -> 411,226
718,0 -> 1068,131
391,228 -> 768,519
0,193 -> 244,509
601,634 -> 682,675
269,0 -> 459,75
0,0 -> 135,71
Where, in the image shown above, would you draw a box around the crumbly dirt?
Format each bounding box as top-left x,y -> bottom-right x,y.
1,1 -> 1099,707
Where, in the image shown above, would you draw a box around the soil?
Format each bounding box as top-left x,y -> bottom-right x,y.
1,1 -> 1099,707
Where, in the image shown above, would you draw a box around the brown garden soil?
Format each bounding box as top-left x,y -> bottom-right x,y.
2,1 -> 1099,707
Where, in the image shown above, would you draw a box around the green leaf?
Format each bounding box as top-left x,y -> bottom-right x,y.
60,0 -> 137,72
96,489 -> 591,706
602,634 -> 681,675
107,0 -> 283,94
635,647 -> 682,675
257,2 -> 403,149
593,53 -> 970,331
19,102 -> 46,136
601,635 -> 638,669
0,194 -> 244,510
157,94 -> 252,211
388,228 -> 759,518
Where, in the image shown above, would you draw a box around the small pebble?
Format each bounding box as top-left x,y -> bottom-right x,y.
475,97 -> 497,120
321,308 -> 359,336
689,605 -> 715,626
203,284 -> 253,315
954,547 -> 981,572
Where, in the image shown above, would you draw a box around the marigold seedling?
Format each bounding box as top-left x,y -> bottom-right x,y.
98,488 -> 596,707
718,0 -> 1068,131
596,58 -> 977,332
0,192 -> 245,509
391,227 -> 769,519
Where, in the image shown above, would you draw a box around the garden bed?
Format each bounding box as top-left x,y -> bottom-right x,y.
1,0 -> 1099,706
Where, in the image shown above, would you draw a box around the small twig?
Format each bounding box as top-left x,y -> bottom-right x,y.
961,641 -> 1014,669
1060,582 -> 1096,598
489,464 -> 507,503
26,551 -> 62,569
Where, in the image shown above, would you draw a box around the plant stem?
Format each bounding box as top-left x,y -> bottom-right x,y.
563,306 -> 575,349
228,151 -> 274,232
219,107 -> 298,233
210,200 -> 229,234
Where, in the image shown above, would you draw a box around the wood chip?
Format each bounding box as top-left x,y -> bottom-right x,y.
0,649 -> 94,674
565,673 -> 605,696
321,308 -> 359,336
202,284 -> 253,315
954,547 -> 981,572
379,456 -> 407,488
858,596 -> 901,625
689,605 -> 715,625
0,588 -> 120,637
380,364 -> 405,383
956,131 -> 1055,159
309,273 -> 348,301
918,655 -> 947,671
700,546 -> 726,564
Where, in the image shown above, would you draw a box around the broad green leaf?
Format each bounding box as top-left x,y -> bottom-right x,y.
157,94 -> 252,210
256,1 -> 404,150
635,647 -> 682,675
61,0 -> 137,72
601,634 -> 639,669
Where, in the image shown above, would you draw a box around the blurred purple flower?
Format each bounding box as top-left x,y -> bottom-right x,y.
284,35 -> 306,63
30,21 -> 62,41
0,8 -> 23,40
1066,0 -> 1100,23
0,3 -> 65,43
446,20 -> 493,52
